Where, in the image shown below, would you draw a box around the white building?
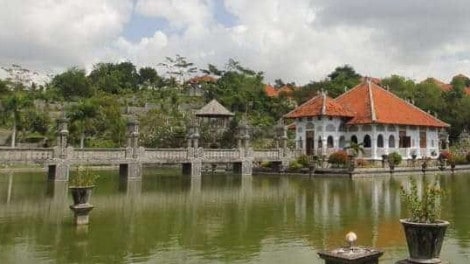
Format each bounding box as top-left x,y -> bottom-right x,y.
284,80 -> 449,160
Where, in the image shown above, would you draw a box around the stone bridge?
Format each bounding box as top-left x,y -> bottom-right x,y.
0,119 -> 297,181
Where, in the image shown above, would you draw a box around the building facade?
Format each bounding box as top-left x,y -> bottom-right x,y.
284,80 -> 449,160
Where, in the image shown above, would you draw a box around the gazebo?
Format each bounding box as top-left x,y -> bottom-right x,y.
195,99 -> 234,148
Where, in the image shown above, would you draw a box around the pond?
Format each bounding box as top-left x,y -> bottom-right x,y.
0,170 -> 469,263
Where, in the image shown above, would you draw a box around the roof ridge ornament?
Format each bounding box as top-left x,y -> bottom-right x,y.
321,90 -> 327,115
368,81 -> 377,122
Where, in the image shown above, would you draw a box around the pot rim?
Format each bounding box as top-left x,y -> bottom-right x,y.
68,185 -> 95,189
400,219 -> 449,226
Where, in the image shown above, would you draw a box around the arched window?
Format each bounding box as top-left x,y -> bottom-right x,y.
351,135 -> 358,144
377,134 -> 384,148
318,136 -> 323,148
363,135 -> 371,148
389,135 -> 395,148
327,136 -> 334,148
339,136 -> 346,148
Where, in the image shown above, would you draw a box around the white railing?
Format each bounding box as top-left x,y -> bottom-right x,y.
73,148 -> 126,160
0,148 -> 53,162
144,148 -> 188,161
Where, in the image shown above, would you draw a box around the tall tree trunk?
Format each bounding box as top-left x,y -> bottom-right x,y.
80,133 -> 85,149
11,119 -> 16,148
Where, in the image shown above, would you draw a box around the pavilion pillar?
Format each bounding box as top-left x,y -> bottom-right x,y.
321,137 -> 327,156
371,136 -> 378,160
333,136 -> 339,151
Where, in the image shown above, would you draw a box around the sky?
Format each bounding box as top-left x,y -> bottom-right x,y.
1,0 -> 470,85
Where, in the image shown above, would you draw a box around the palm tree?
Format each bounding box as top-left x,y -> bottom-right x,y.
1,92 -> 33,147
344,142 -> 365,157
67,100 -> 99,148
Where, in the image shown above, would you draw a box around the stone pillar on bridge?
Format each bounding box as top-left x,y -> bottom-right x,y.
183,119 -> 202,178
120,120 -> 142,181
182,159 -> 202,178
48,118 -> 70,181
234,119 -> 253,177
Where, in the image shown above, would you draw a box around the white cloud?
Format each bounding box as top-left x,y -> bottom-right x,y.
2,0 -> 470,84
0,0 -> 132,71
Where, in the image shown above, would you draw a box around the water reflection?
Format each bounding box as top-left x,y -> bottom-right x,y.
1,171 -> 470,263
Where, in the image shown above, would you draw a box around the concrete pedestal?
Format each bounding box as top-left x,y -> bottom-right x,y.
318,247 -> 383,264
69,204 -> 94,225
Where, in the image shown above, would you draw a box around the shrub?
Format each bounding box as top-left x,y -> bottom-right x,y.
289,160 -> 302,171
466,152 -> 470,163
388,152 -> 402,166
296,154 -> 310,167
327,151 -> 348,166
260,161 -> 271,168
356,158 -> 369,168
401,178 -> 444,223
438,150 -> 452,161
69,166 -> 100,187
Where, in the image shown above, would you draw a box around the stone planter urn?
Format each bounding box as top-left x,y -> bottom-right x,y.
399,219 -> 449,264
69,186 -> 95,225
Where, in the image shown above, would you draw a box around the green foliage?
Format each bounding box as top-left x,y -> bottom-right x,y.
400,178 -> 444,223
296,154 -> 310,167
289,160 -> 302,171
51,67 -> 94,100
328,150 -> 348,166
388,152 -> 402,166
88,62 -> 139,94
69,166 -> 99,187
344,142 -> 365,157
66,95 -> 125,147
381,75 -> 416,100
326,65 -> 361,97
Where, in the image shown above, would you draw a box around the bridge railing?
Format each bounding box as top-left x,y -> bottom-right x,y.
0,148 -> 54,162
202,149 -> 241,161
144,148 -> 188,161
253,149 -> 280,160
72,148 -> 126,161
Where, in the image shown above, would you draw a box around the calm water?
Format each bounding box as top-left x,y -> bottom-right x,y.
0,170 -> 470,264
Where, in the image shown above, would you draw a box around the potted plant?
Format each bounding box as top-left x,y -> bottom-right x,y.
69,166 -> 99,205
400,178 -> 449,263
388,151 -> 402,172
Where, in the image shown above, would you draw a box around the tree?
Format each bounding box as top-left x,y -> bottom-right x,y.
51,67 -> 94,100
1,64 -> 38,91
344,142 -> 365,157
326,65 -> 361,97
88,62 -> 139,94
138,66 -> 164,88
159,55 -> 197,87
0,79 -> 8,94
414,80 -> 444,114
381,75 -> 416,100
1,91 -> 33,147
67,99 -> 100,148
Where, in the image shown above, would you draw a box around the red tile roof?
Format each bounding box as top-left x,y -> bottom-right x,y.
188,75 -> 217,84
424,77 -> 452,92
278,85 -> 295,95
284,93 -> 354,119
335,81 -> 449,127
264,84 -> 279,97
465,87 -> 470,95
